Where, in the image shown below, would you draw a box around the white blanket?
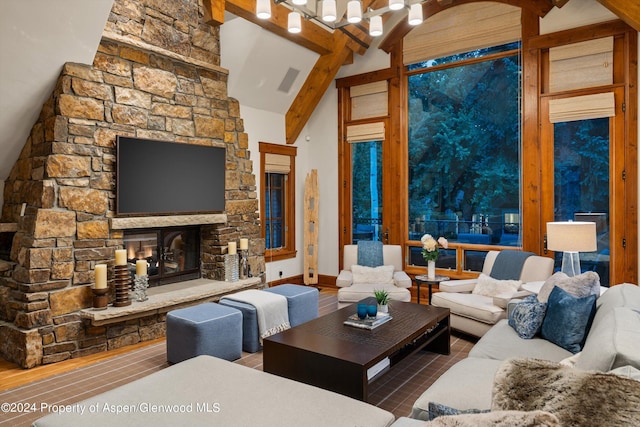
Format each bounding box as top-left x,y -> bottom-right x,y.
223,290 -> 290,342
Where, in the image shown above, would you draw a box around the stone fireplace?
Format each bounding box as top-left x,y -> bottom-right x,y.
0,0 -> 265,368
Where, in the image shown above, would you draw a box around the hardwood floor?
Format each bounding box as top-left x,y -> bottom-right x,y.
1,285 -> 474,426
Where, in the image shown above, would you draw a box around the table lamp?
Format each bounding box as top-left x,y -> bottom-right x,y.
546,221 -> 597,276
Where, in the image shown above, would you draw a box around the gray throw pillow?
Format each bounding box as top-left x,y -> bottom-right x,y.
537,271 -> 600,303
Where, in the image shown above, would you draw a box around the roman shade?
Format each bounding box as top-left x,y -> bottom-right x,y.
265,153 -> 291,173
549,92 -> 615,123
351,81 -> 388,120
346,122 -> 385,143
403,2 -> 520,66
549,37 -> 613,93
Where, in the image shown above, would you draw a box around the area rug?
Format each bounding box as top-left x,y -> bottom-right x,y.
492,358 -> 640,426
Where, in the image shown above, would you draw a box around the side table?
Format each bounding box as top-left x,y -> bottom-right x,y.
414,274 -> 450,305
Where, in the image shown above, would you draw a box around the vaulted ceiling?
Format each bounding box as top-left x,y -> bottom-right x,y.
214,0 -> 640,145
0,1 -> 637,188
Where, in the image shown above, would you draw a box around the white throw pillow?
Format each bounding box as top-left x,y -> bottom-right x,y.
472,273 -> 521,297
351,264 -> 395,285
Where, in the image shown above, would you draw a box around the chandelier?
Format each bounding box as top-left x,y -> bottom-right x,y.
255,0 -> 425,36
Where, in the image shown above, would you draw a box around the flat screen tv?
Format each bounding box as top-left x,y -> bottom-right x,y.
116,136 -> 226,216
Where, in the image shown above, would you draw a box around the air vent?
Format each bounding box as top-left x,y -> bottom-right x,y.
277,67 -> 300,93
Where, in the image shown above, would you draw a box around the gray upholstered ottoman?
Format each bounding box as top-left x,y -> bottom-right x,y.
166,303 -> 242,363
218,298 -> 261,353
265,284 -> 319,327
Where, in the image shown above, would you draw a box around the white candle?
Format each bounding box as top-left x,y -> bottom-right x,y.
136,259 -> 147,276
115,249 -> 127,266
239,238 -> 248,250
228,242 -> 237,255
95,264 -> 107,289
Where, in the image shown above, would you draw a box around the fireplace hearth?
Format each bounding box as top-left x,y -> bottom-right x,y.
123,226 -> 200,286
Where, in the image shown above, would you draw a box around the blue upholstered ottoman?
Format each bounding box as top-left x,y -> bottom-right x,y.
166,303 -> 242,364
218,298 -> 261,353
265,284 -> 319,327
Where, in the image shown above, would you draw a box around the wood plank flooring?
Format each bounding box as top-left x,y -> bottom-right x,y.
0,286 -> 475,426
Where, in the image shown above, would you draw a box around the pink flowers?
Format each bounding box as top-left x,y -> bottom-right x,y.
420,234 -> 448,261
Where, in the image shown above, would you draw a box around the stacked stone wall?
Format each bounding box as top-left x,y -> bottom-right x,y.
0,0 -> 263,368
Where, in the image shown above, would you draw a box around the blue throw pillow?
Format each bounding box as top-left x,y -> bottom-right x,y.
508,295 -> 547,339
541,285 -> 597,353
427,402 -> 489,420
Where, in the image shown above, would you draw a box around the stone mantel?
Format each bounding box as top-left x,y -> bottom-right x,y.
110,213 -> 227,230
81,277 -> 262,326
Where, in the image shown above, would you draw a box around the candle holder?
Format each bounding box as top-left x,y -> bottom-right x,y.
225,253 -> 239,282
239,249 -> 249,280
92,287 -> 109,310
133,274 -> 149,302
113,264 -> 132,307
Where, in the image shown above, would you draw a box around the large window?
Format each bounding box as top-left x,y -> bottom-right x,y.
260,142 -> 297,261
407,44 -> 521,257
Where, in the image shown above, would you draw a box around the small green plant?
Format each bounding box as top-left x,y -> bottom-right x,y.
374,289 -> 390,305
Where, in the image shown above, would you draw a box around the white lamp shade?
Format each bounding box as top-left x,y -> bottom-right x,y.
292,0 -> 307,5
369,15 -> 383,36
408,3 -> 423,26
389,0 -> 404,11
322,0 -> 337,22
347,0 -> 362,24
288,11 -> 302,33
547,221 -> 597,252
256,0 -> 271,19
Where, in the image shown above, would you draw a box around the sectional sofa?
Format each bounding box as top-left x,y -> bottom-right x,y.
409,282 -> 640,423
33,284 -> 640,426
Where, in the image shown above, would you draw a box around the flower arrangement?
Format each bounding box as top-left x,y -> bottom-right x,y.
421,234 -> 448,262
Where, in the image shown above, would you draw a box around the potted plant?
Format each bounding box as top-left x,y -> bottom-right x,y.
374,289 -> 390,313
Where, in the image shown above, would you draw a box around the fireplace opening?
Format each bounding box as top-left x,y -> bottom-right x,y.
123,226 -> 200,286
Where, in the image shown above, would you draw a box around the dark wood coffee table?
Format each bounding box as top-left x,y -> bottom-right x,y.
263,298 -> 450,401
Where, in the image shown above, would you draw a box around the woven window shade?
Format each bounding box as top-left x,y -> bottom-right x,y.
265,153 -> 290,173
549,37 -> 613,93
346,122 -> 385,143
351,81 -> 388,120
403,2 -> 520,66
549,92 -> 615,123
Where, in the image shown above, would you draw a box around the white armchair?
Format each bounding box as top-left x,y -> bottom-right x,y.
431,250 -> 554,337
337,244 -> 412,303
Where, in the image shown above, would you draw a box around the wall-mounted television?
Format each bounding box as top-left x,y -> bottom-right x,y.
116,136 -> 226,216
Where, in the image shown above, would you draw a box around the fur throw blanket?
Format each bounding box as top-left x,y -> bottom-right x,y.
424,410 -> 559,426
492,358 -> 640,426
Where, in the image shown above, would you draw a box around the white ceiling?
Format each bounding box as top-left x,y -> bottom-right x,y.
220,13 -> 318,113
0,1 -> 316,189
0,0 -> 114,183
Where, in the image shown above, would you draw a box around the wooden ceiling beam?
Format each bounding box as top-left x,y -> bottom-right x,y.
204,0 -> 225,25
285,34 -> 352,144
597,0 -> 640,32
225,0 -> 334,55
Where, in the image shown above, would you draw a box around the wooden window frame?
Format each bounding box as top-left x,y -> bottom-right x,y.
259,142 -> 297,262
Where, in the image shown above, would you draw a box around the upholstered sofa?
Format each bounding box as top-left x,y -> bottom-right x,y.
337,244 -> 412,303
33,354 -> 397,427
431,250 -> 554,337
410,283 -> 640,424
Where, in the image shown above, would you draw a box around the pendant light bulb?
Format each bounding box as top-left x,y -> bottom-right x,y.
322,0 -> 337,22
388,0 -> 404,11
292,0 -> 307,5
256,0 -> 271,19
408,3 -> 423,26
347,0 -> 362,24
288,11 -> 302,33
369,15 -> 383,37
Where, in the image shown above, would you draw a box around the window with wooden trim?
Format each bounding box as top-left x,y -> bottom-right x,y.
260,142 -> 297,261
